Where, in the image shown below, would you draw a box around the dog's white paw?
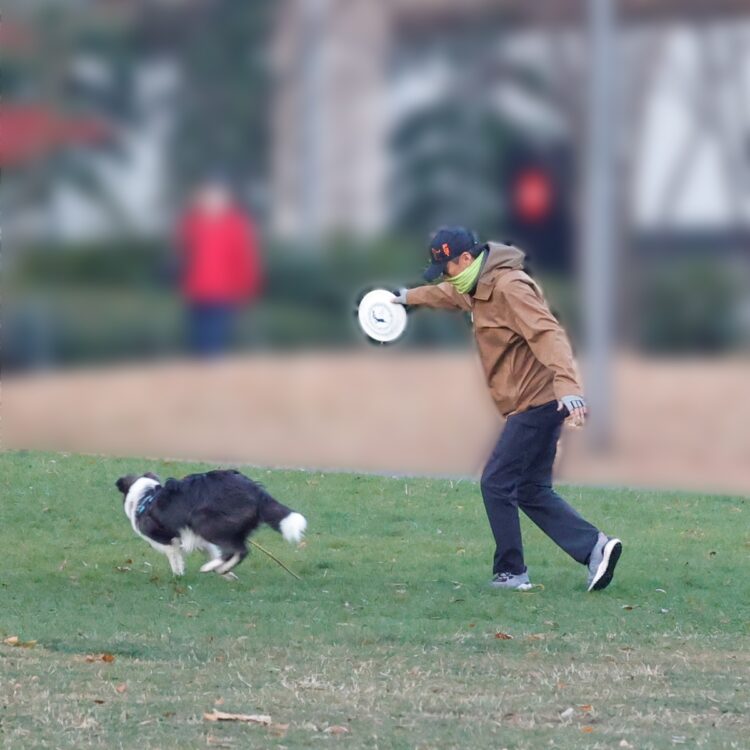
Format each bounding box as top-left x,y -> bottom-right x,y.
200,558 -> 224,573
216,554 -> 240,575
168,558 -> 185,576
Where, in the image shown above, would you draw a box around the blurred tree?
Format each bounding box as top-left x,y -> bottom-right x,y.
390,103 -> 511,239
637,260 -> 745,354
387,22 -> 564,249
139,0 -> 275,208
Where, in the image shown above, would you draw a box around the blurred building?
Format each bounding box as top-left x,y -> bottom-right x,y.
7,0 -> 750,249
271,0 -> 391,238
271,0 -> 750,249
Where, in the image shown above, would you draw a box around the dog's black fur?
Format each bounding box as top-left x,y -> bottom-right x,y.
116,469 -> 306,576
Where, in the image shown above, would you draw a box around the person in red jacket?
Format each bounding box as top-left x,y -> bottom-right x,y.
177,179 -> 263,356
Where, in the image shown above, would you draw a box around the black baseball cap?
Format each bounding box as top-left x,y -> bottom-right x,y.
423,226 -> 486,282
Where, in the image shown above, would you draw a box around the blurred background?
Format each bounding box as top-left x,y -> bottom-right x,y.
3,0 -> 750,494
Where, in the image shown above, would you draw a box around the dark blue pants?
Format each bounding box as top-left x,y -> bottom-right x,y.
480,401 -> 599,576
188,303 -> 237,358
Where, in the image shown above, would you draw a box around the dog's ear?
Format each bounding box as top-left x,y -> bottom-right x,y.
143,471 -> 161,483
116,475 -> 136,495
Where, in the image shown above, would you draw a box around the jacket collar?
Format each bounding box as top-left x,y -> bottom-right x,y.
472,242 -> 525,300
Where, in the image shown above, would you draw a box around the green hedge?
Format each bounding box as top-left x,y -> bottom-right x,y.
636,259 -> 746,354
7,240 -> 747,368
5,237 -> 471,368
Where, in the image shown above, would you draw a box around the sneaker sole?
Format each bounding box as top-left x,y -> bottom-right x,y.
587,538 -> 622,592
490,583 -> 532,590
489,580 -> 531,590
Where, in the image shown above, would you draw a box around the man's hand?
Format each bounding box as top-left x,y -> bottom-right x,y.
558,395 -> 587,427
390,288 -> 408,305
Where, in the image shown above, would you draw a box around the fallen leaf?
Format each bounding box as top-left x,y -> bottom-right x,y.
269,723 -> 290,737
579,704 -> 593,712
93,699 -> 106,705
324,725 -> 350,735
3,636 -> 19,646
622,605 -> 635,611
203,711 -> 271,725
85,653 -> 116,664
495,632 -> 513,640
115,684 -> 127,694
582,726 -> 594,733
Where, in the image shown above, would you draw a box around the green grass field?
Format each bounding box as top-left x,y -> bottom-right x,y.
1,451 -> 748,749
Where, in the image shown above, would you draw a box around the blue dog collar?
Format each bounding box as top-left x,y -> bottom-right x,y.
136,489 -> 157,517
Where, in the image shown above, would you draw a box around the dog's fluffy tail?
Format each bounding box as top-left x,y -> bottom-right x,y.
260,495 -> 307,544
279,512 -> 307,544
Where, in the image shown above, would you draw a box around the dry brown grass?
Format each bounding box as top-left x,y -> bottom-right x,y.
4,352 -> 750,493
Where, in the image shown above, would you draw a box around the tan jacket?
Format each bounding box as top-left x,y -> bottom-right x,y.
406,243 -> 583,417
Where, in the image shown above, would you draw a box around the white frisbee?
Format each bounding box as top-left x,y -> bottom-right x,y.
357,288 -> 408,343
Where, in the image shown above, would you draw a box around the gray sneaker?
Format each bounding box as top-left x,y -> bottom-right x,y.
587,532 -> 622,592
490,571 -> 532,590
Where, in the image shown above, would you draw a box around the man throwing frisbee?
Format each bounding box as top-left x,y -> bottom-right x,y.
392,226 -> 622,592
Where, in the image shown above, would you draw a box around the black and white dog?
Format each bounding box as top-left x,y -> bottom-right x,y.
115,469 -> 307,577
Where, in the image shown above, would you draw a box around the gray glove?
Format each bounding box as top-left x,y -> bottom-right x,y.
391,288 -> 408,305
558,395 -> 587,417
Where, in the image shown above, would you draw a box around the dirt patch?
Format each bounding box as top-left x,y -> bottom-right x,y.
3,351 -> 749,494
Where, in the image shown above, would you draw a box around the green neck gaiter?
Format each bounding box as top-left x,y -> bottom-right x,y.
447,250 -> 487,294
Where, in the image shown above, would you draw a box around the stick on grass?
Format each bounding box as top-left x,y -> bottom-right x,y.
249,539 -> 302,580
